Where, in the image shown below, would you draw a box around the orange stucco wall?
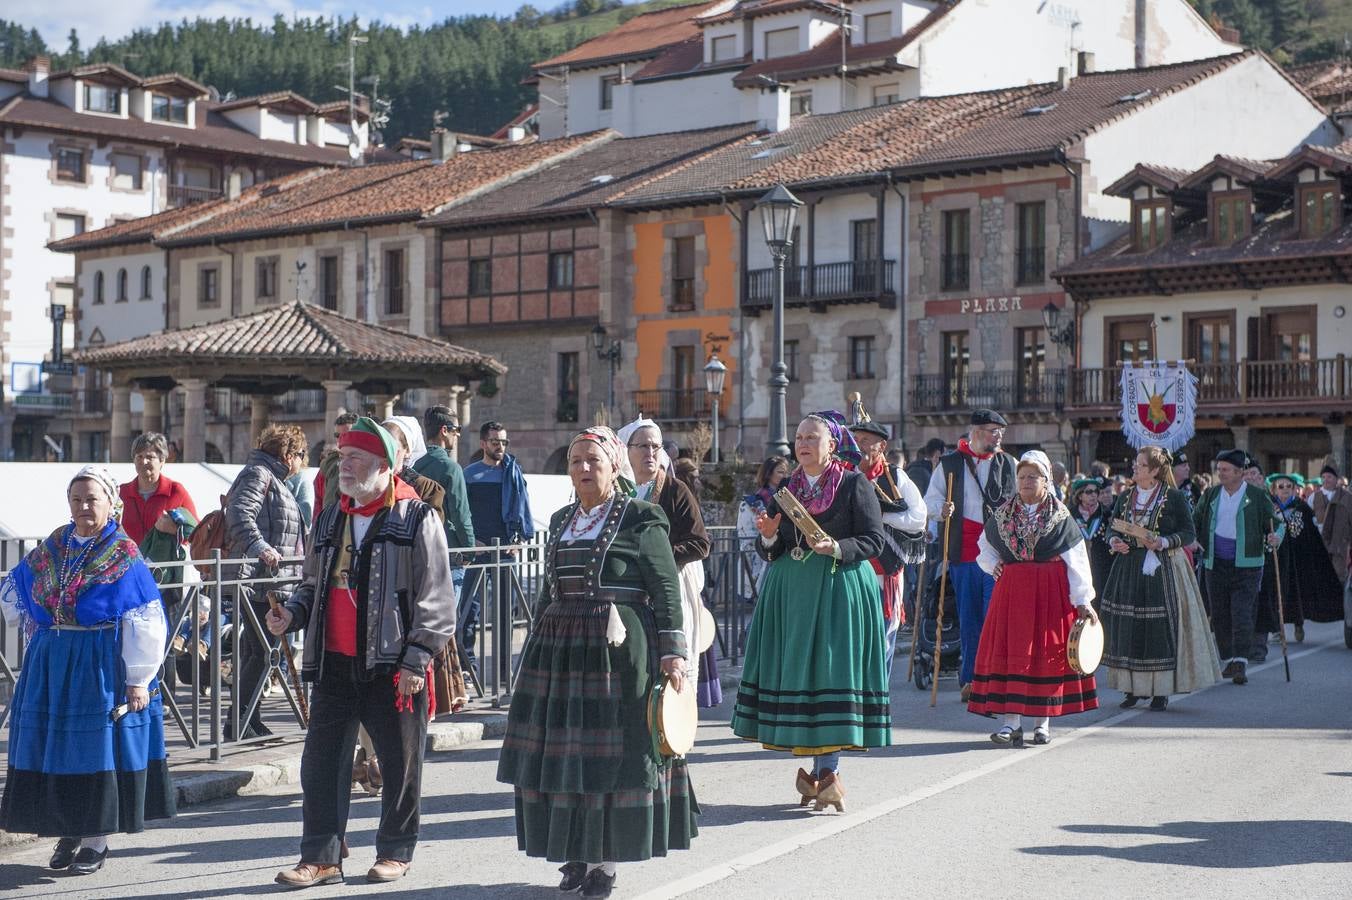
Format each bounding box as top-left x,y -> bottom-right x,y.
631,213 -> 739,392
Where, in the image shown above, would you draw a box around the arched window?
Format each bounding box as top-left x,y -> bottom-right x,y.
140,265 -> 152,299
116,268 -> 128,302
94,271 -> 105,304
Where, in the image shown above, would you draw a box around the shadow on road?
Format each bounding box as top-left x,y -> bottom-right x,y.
1022,820 -> 1352,867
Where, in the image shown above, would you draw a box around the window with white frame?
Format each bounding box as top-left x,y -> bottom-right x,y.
864,11 -> 892,43
152,94 -> 189,123
790,91 -> 813,116
55,146 -> 86,183
54,213 -> 85,240
83,83 -> 121,114
110,152 -> 142,190
711,34 -> 738,62
871,83 -> 900,106
600,74 -> 620,111
764,27 -> 799,59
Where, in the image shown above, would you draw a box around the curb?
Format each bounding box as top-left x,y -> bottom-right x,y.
0,713 -> 509,852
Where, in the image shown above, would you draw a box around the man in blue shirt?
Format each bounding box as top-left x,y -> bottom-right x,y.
461,421 -> 534,681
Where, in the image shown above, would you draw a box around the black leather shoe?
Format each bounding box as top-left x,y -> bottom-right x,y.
67,846 -> 108,875
580,869 -> 616,899
558,861 -> 587,892
49,838 -> 80,870
1119,694 -> 1142,709
1220,660 -> 1241,679
1149,696 -> 1169,711
1232,667 -> 1248,685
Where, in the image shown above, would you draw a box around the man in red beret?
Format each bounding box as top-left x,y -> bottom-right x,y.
267,417 -> 454,887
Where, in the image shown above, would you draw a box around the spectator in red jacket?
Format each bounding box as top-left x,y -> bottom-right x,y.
119,432 -> 199,544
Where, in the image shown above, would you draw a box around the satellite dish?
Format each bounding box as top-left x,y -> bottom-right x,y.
347,140 -> 362,161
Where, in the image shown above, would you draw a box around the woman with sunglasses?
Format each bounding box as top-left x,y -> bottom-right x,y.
1069,477 -> 1113,609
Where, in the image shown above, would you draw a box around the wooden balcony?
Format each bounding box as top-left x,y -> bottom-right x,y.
912,371 -> 1065,416
746,259 -> 896,311
1070,357 -> 1352,414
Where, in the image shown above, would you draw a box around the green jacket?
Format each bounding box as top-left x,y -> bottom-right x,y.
1194,483 -> 1285,570
413,445 -> 475,549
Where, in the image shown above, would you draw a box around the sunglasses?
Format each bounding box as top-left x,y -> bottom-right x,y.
486,438 -> 510,447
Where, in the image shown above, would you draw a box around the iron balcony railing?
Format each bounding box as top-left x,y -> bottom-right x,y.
746,259 -> 896,307
167,184 -> 223,207
1016,246 -> 1046,285
912,370 -> 1066,414
631,388 -> 715,421
940,253 -> 969,291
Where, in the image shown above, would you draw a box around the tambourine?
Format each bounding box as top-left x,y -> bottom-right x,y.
697,605 -> 717,654
1067,616 -> 1104,675
647,674 -> 697,758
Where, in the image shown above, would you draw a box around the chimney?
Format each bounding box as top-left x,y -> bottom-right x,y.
26,55 -> 50,98
227,171 -> 243,200
1077,51 -> 1095,76
756,85 -> 791,133
1057,66 -> 1070,90
507,125 -> 527,142
431,129 -> 458,162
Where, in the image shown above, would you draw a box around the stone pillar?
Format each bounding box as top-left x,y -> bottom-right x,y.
140,388 -> 165,437
367,394 -> 397,421
1328,422 -> 1349,476
110,383 -> 133,463
1076,430 -> 1100,473
249,395 -> 271,443
322,379 -> 351,432
1229,424 -> 1251,455
454,388 -> 472,437
181,379 -> 208,463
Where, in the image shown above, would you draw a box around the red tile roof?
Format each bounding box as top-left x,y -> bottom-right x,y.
0,67 -> 28,84
215,91 -> 318,114
0,95 -> 351,166
74,300 -> 506,375
491,103 -> 539,139
1177,154 -> 1276,189
1103,162 -> 1193,197
156,131 -> 608,245
1287,59 -> 1352,108
533,1 -> 726,71
49,63 -> 141,85
700,0 -> 844,26
138,73 -> 209,96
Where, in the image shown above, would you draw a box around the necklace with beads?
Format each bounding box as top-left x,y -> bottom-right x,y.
566,496 -> 612,543
56,525 -> 99,619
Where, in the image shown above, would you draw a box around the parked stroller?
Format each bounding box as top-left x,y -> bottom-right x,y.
911,560 -> 962,691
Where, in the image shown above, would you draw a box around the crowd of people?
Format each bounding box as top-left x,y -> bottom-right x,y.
2,402 -> 1349,896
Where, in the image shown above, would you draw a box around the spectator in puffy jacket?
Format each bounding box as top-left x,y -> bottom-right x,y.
223,423 -> 308,741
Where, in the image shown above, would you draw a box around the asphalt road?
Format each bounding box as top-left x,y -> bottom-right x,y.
2,622 -> 1350,900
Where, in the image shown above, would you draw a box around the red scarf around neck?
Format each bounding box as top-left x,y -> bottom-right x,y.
958,438 -> 993,461
338,475 -> 420,517
859,454 -> 888,481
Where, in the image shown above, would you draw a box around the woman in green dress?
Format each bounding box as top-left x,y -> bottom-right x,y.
1100,446 -> 1220,712
732,411 -> 888,814
496,426 -> 695,899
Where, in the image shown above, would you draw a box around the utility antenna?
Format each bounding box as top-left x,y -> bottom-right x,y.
346,25 -> 369,146
293,260 -> 308,305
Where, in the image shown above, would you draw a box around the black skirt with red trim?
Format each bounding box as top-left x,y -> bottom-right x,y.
967,560 -> 1098,718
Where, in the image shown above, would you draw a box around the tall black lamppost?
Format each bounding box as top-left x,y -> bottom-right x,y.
591,323 -> 622,415
703,353 -> 727,463
757,184 -> 803,459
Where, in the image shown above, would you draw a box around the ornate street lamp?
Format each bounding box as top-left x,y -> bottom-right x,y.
756,184 -> 803,458
591,323 -> 622,415
1041,300 -> 1076,350
703,353 -> 727,463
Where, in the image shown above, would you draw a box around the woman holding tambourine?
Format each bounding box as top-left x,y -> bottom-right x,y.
967,451 -> 1099,747
731,411 -> 889,814
496,427 -> 696,900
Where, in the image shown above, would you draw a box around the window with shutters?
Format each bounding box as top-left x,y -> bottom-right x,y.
764,27 -> 798,59
864,11 -> 892,43
711,35 -> 738,62
110,153 -> 142,190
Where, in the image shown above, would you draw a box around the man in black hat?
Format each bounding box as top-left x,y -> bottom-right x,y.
924,409 -> 1017,700
1312,464 -> 1352,583
850,419 -> 926,681
1193,448 -> 1283,685
1171,451 -> 1199,509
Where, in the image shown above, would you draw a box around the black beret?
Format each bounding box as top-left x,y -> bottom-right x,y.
970,408 -> 1008,427
848,420 -> 891,440
1323,464 -> 1340,478
1172,451 -> 1188,465
1215,449 -> 1248,468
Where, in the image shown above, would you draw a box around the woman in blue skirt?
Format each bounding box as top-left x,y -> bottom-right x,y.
1,465 -> 174,875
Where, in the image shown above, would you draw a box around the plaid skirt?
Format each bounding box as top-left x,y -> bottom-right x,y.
496,593 -> 698,863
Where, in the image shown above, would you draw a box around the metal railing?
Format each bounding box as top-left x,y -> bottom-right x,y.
167,184 -> 223,207
746,259 -> 896,306
912,370 -> 1066,413
1,527 -> 763,764
941,253 -> 969,291
1070,356 -> 1351,408
631,388 -> 714,421
1016,246 -> 1046,284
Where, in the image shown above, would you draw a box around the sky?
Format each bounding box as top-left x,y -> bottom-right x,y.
8,0 -> 567,48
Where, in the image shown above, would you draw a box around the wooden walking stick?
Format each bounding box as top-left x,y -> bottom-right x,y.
931,472 -> 955,708
906,550 -> 929,684
1267,523 -> 1291,683
266,591 -> 310,724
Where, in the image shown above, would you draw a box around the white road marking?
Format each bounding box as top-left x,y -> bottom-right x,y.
637,636 -> 1339,900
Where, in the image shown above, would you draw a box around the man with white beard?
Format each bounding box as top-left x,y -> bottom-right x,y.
266,417 -> 454,888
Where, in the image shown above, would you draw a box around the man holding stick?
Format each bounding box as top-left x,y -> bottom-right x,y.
267,418 -> 454,887
924,410 -> 1017,701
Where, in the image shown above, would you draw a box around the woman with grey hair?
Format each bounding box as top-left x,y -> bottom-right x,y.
0,466 -> 174,875
118,431 -> 198,546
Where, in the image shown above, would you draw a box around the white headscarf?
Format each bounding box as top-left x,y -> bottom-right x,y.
1019,450 -> 1053,483
616,416 -> 672,483
70,464 -> 123,520
382,416 -> 427,467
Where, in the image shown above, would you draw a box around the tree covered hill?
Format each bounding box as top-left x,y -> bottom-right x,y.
1,1 -> 1349,143
0,0 -> 693,142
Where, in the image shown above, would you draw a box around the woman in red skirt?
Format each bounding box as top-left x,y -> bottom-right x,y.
968,450 -> 1099,746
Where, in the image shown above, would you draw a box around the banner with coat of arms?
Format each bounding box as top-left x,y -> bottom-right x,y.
1119,361 -> 1198,453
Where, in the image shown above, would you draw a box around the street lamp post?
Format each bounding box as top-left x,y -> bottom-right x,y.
591,323 -> 622,417
756,184 -> 803,459
703,354 -> 727,463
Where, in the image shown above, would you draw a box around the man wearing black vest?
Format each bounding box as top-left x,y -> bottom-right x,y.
924,409 -> 1017,701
